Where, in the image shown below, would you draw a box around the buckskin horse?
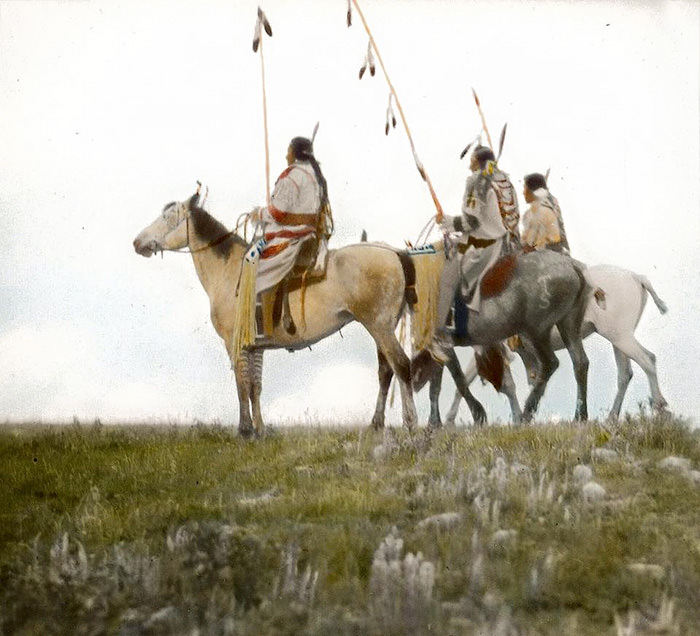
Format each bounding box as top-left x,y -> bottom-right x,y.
133,191 -> 419,436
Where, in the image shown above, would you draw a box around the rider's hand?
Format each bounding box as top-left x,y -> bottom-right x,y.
249,206 -> 262,223
438,214 -> 455,233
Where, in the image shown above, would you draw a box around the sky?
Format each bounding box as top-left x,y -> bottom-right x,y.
1,0 -> 699,426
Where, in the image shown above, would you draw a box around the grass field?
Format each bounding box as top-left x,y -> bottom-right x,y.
1,411 -> 700,635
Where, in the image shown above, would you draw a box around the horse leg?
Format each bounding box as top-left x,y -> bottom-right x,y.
445,348 -> 487,426
608,345 -> 633,420
444,352 -> 477,426
445,388 -> 462,427
446,348 -> 521,425
427,365 -> 445,430
501,362 -> 522,424
612,336 -> 668,412
371,330 -> 418,430
554,318 -> 589,421
522,335 -> 559,423
249,349 -> 265,436
229,350 -> 255,437
370,348 -> 394,430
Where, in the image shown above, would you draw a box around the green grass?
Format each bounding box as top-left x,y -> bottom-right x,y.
1,414 -> 699,635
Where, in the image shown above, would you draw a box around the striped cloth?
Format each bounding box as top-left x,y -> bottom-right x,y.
255,162 -> 321,293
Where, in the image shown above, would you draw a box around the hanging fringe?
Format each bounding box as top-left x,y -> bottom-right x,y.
389,312 -> 408,408
231,240 -> 266,361
410,243 -> 444,352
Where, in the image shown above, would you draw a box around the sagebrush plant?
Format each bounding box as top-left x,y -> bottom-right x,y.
1,412 -> 699,635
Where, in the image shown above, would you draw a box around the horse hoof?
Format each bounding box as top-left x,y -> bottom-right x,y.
427,418 -> 443,431
653,400 -> 669,413
239,426 -> 256,439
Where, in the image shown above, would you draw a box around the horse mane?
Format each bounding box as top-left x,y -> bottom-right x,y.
190,206 -> 246,259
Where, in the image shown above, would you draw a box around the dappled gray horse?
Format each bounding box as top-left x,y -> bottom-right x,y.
434,265 -> 668,426
133,192 -> 419,436
405,248 -> 590,425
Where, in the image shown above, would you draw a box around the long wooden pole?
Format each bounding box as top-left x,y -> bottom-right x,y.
253,7 -> 273,206
472,88 -> 494,151
351,0 -> 444,221
259,36 -> 271,206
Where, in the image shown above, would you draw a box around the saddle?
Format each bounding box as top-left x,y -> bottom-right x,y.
480,253 -> 518,299
256,240 -> 329,338
449,253 -> 519,337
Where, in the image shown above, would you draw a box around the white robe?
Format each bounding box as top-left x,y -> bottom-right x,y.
255,161 -> 322,293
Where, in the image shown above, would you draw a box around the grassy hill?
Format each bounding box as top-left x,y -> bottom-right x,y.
1,411 -> 699,635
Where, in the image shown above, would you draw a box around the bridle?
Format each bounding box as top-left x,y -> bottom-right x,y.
163,202 -> 237,255
181,216 -> 235,254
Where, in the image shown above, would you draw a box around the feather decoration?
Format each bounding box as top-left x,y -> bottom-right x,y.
258,7 -> 272,36
252,23 -> 260,52
497,122 -> 507,160
385,94 -> 394,136
347,0 -> 352,26
252,7 -> 271,51
459,141 -> 474,160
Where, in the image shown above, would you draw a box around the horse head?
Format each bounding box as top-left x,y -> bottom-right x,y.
133,193 -> 199,257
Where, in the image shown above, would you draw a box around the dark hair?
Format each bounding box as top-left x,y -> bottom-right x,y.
288,136 -> 331,224
472,145 -> 495,169
289,136 -> 314,162
524,172 -> 548,192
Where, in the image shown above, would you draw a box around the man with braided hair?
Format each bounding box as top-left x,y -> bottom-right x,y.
427,145 -> 518,363
253,136 -> 333,294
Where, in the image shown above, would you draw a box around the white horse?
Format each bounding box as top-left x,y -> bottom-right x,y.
133,192 -> 419,436
436,264 -> 668,426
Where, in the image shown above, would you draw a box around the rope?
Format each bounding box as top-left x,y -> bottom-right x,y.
413,215 -> 437,248
350,0 -> 444,222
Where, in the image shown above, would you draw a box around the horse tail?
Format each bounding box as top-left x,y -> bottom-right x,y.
397,251 -> 418,307
409,245 -> 445,351
638,275 -> 669,315
570,260 -> 591,323
475,344 -> 505,392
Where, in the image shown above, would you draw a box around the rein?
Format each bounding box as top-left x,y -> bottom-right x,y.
171,216 -> 237,255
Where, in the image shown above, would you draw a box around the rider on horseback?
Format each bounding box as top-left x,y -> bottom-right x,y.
253,136 -> 333,294
521,172 -> 570,254
520,171 -> 605,307
428,145 -> 519,363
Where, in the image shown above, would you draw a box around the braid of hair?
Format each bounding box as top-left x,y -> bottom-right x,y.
309,156 -> 334,240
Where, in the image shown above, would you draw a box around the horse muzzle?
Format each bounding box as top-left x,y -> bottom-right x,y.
133,236 -> 158,258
